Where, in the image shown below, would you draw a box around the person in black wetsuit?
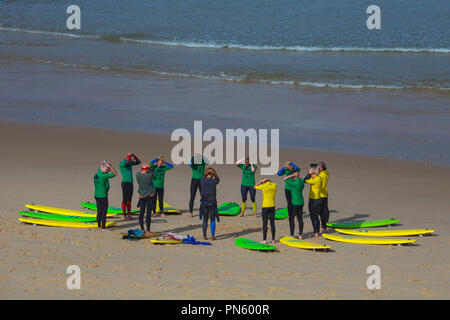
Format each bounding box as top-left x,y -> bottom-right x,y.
199,167 -> 220,241
188,153 -> 207,218
136,163 -> 156,235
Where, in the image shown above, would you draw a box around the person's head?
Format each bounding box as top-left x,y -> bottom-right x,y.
244,156 -> 250,167
261,177 -> 270,184
308,167 -> 319,176
204,167 -> 217,179
285,161 -> 293,171
157,155 -> 165,167
141,163 -> 150,173
100,161 -> 111,173
317,161 -> 326,171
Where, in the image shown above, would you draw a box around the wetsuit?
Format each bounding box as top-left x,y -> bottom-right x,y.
189,156 -> 206,213
237,163 -> 257,214
93,169 -> 116,229
285,177 -> 305,236
318,169 -> 330,229
277,162 -> 300,223
199,177 -> 220,238
305,175 -> 323,234
119,155 -> 141,216
150,158 -> 174,214
136,171 -> 155,231
254,181 -> 277,241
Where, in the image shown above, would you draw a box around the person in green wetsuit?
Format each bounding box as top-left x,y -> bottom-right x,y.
189,153 -> 207,218
93,161 -> 117,231
119,152 -> 141,220
284,171 -> 305,239
234,157 -> 257,217
277,161 -> 301,225
150,155 -> 174,217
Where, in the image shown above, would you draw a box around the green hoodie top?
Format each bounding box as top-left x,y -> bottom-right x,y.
93,169 -> 116,198
285,178 -> 305,205
238,164 -> 257,187
119,159 -> 140,183
151,161 -> 173,189
190,157 -> 206,180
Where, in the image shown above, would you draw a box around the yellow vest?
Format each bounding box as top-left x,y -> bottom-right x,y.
318,169 -> 329,198
305,176 -> 322,200
254,182 -> 277,208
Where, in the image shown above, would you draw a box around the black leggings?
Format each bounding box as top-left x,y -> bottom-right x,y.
261,207 -> 276,241
201,204 -> 217,237
152,188 -> 164,213
95,197 -> 108,229
139,196 -> 153,231
319,197 -> 329,229
121,182 -> 133,203
308,199 -> 321,234
285,189 -> 292,217
189,178 -> 201,213
240,185 -> 256,202
289,204 -> 304,236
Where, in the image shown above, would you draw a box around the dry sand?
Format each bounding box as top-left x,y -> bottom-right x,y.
0,122 -> 449,299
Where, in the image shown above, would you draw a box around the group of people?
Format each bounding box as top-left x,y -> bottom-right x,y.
93,153 -> 330,245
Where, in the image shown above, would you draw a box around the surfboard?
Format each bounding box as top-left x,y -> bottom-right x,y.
155,201 -> 181,214
150,239 -> 182,244
335,228 -> 434,237
81,202 -> 139,214
234,237 -> 277,251
275,208 -> 289,220
19,217 -> 115,228
326,218 -> 400,229
19,211 -> 96,222
25,204 -> 116,218
322,233 -> 415,245
120,232 -> 161,239
280,236 -> 332,250
218,202 -> 241,216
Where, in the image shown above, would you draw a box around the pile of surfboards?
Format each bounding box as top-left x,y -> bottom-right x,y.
323,218 -> 435,246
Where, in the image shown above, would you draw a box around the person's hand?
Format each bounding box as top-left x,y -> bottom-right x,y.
149,194 -> 154,197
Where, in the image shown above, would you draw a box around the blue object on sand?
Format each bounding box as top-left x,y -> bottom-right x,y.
182,235 -> 211,245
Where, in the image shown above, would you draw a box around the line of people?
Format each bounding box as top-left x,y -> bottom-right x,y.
92,152 -> 330,245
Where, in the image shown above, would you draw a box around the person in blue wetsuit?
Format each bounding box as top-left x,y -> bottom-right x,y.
199,168 -> 220,241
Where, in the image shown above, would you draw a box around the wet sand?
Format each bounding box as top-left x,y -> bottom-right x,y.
0,122 -> 449,299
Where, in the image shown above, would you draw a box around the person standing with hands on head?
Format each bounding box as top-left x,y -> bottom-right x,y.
150,155 -> 173,217
317,161 -> 330,233
254,177 -> 277,244
136,163 -> 156,236
304,165 -> 323,237
199,167 -> 220,241
119,152 -> 141,220
93,161 -> 117,231
234,157 -> 257,217
283,171 -> 305,239
277,161 -> 301,222
188,153 -> 207,218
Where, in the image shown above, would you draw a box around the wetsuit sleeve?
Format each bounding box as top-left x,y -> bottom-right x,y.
290,162 -> 300,172
189,156 -> 194,167
165,162 -> 174,170
151,158 -> 159,164
277,167 -> 286,176
254,184 -> 262,190
303,174 -> 311,182
305,177 -> 318,185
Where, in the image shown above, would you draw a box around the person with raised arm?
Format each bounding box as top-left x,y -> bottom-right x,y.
303,165 -> 323,237
119,152 -> 141,220
188,153 -> 207,218
150,155 -> 173,217
199,167 -> 220,240
93,161 -> 117,231
136,163 -> 156,235
317,161 -> 330,233
283,171 -> 305,239
254,177 -> 277,244
234,157 -> 257,217
277,161 -> 301,223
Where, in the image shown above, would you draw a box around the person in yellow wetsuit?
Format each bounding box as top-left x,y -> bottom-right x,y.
304,166 -> 323,237
254,177 -> 277,244
317,161 -> 330,232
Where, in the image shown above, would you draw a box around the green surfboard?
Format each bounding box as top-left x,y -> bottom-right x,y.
218,202 -> 241,216
235,237 -> 277,251
19,211 -> 97,222
275,208 -> 288,220
81,202 -> 139,214
327,218 -> 400,229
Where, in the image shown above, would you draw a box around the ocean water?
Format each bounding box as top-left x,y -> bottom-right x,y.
0,1 -> 449,164
0,0 -> 449,91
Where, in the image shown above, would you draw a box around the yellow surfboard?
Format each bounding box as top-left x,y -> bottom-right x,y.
150,239 -> 181,244
19,217 -> 115,228
155,201 -> 181,214
322,233 -> 416,245
25,204 -> 117,218
280,236 -> 332,250
335,228 -> 434,237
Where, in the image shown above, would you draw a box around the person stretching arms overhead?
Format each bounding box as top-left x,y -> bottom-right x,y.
234,157 -> 257,217
150,155 -> 173,217
119,152 -> 141,220
277,161 -> 300,223
254,177 -> 277,244
93,161 -> 117,231
284,171 -> 305,239
136,163 -> 156,236
304,166 -> 323,237
188,153 -> 207,218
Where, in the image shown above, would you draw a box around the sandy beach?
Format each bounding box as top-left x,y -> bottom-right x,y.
0,122 -> 448,299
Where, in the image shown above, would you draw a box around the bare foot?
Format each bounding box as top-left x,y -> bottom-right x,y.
240,213 -> 244,217
203,236 -> 207,241
261,240 -> 268,244
161,213 -> 166,218
189,213 -> 193,218
298,235 -> 303,240
314,233 -> 319,238
271,240 -> 276,244
211,236 -> 216,241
